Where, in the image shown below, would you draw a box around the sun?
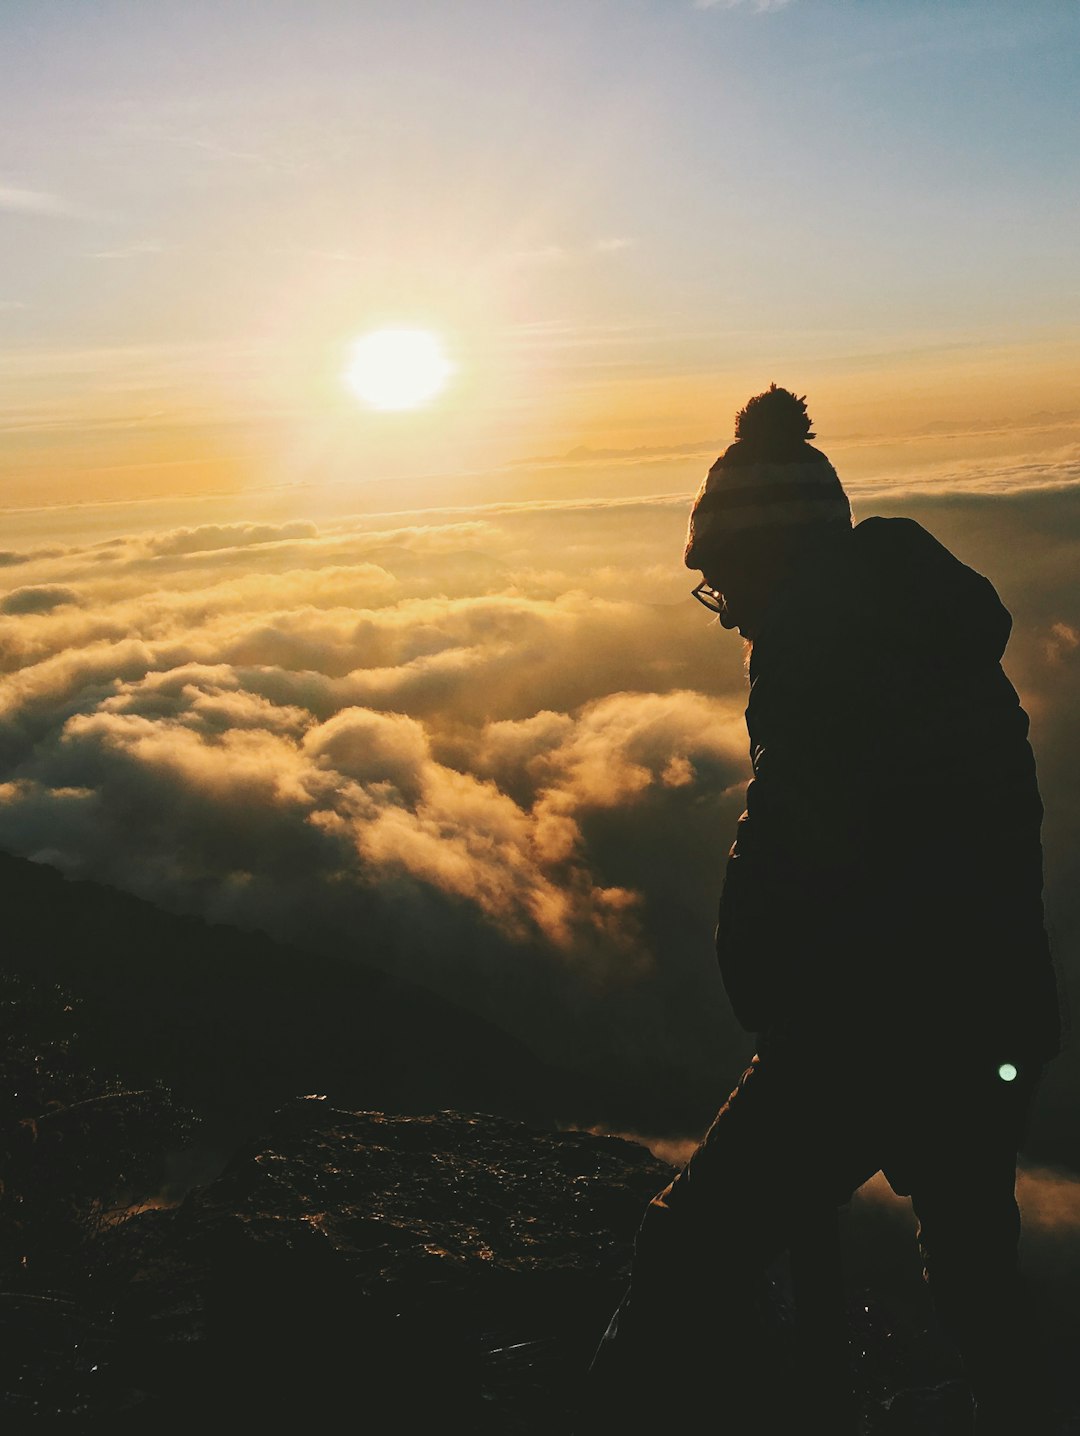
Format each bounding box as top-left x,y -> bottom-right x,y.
343,328 -> 454,411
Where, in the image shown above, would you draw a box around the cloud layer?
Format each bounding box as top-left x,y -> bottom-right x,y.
0,499 -> 754,1118
2,481 -> 1080,1155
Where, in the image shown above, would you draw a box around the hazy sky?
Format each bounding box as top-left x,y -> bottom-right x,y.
2,0 -> 1078,508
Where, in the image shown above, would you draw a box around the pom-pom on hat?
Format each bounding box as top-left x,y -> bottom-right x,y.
684,384 -> 851,569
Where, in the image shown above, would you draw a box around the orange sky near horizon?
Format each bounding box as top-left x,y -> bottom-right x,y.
3,327 -> 1078,517
2,1 -> 1077,520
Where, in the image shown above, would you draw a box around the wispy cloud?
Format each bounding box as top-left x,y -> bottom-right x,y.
508,237 -> 637,266
694,0 -> 794,11
0,184 -> 82,218
270,245 -> 369,265
168,132 -> 293,174
510,243 -> 571,267
90,241 -> 163,261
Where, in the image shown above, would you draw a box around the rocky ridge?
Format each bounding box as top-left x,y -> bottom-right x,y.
4,1104 -> 1077,1434
4,1104 -> 667,1432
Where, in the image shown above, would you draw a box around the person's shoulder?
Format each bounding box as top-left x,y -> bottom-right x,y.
847,516 -> 1011,660
851,514 -> 936,550
850,515 -> 969,576
808,517 -> 931,593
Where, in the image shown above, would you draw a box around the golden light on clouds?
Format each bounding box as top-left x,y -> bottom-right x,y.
343,329 -> 454,412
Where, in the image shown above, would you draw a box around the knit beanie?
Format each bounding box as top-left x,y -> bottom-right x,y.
684,384 -> 851,569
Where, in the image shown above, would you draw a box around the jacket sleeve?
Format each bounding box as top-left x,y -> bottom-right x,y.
716,760 -> 860,1034
715,801 -> 777,1033
714,658 -> 880,1035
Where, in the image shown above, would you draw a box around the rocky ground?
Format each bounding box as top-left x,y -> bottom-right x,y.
2,1103 -> 1076,1433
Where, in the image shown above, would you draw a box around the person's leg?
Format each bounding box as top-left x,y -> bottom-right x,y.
788,1202 -> 858,1430
907,1063 -> 1051,1436
583,1051 -> 879,1432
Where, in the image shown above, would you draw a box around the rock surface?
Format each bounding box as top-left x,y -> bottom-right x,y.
8,1104 -> 668,1432
5,1103 -> 1077,1434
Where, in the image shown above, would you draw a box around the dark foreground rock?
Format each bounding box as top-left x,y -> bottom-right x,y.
4,1105 -> 668,1433
4,1105 -> 1077,1434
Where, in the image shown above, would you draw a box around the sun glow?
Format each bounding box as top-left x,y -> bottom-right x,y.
344,328 -> 454,411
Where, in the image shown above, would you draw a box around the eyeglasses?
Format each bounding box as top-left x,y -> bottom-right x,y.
691,580 -> 724,613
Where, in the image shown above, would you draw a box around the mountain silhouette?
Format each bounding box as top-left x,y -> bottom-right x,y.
0,848 -> 563,1165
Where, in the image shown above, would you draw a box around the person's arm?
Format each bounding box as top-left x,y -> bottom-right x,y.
715,665 -> 866,1034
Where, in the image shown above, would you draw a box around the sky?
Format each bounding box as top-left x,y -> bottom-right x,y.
2,0 -> 1080,1231
2,0 -> 1078,510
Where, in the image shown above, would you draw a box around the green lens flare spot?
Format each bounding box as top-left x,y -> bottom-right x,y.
998,1063 -> 1018,1083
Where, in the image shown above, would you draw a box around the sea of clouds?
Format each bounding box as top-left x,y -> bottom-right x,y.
2,467 -> 1080,1174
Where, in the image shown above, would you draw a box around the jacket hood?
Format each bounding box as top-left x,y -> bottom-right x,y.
759,517 -> 1013,667
850,517 -> 1012,663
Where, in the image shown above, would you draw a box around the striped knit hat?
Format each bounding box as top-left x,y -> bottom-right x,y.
684,384 -> 851,568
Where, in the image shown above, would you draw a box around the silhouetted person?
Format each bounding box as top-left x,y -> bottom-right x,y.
584,386 -> 1060,1435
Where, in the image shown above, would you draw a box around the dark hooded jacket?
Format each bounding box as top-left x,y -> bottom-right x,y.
716,516 -> 1060,1066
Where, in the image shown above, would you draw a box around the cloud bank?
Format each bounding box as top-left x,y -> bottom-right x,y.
1,479 -> 1079,1154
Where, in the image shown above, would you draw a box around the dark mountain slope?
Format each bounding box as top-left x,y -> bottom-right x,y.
0,849 -> 564,1145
